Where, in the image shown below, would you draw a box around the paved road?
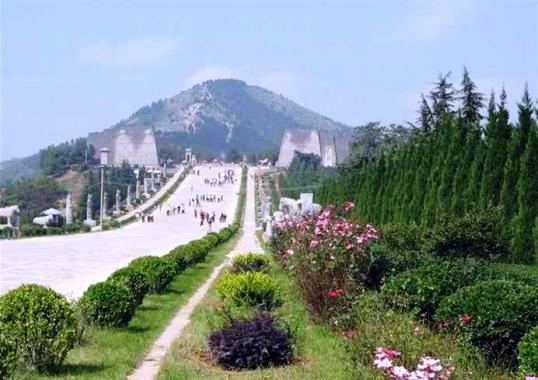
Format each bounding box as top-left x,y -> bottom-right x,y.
0,165 -> 241,299
128,167 -> 261,380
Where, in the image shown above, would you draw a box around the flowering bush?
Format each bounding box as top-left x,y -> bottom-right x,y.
272,202 -> 378,328
373,347 -> 454,379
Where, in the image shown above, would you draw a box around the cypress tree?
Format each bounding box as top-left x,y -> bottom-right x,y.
480,88 -> 512,208
500,84 -> 534,220
418,94 -> 433,133
429,72 -> 456,126
459,67 -> 484,125
511,125 -> 538,264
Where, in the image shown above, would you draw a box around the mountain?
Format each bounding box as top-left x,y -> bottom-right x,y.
111,79 -> 351,157
0,79 -> 352,185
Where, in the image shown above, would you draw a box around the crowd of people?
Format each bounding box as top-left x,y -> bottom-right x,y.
135,165 -> 236,232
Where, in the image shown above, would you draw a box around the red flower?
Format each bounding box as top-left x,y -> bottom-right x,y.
327,290 -> 339,298
459,314 -> 473,325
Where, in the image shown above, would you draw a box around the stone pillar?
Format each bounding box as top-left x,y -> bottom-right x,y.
84,194 -> 96,226
143,178 -> 150,197
150,174 -> 156,192
115,189 -> 121,214
126,185 -> 132,206
103,192 -> 108,217
265,219 -> 273,239
65,193 -> 73,225
135,181 -> 140,199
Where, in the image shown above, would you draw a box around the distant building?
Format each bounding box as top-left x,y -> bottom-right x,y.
88,126 -> 159,167
276,129 -> 352,168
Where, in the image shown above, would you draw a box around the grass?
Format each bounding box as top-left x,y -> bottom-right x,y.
156,254 -> 358,380
12,235 -> 240,380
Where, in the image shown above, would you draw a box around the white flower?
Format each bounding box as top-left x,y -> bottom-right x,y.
286,249 -> 294,256
391,366 -> 410,378
374,358 -> 393,369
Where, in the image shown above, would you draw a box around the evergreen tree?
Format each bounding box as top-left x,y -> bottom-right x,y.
500,84 -> 534,220
511,125 -> 538,263
480,88 -> 512,208
429,72 -> 456,126
418,94 -> 433,133
459,67 -> 484,125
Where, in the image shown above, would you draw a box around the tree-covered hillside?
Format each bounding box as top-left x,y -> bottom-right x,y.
317,69 -> 538,264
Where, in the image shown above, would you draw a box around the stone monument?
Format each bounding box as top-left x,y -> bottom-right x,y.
84,194 -> 96,227
126,185 -> 132,206
135,181 -> 140,199
115,189 -> 121,215
65,193 -> 73,225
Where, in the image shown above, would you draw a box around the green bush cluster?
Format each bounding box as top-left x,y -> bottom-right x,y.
102,219 -> 121,230
128,256 -> 176,294
216,272 -> 281,310
78,281 -> 137,327
436,280 -> 538,366
381,259 -> 490,320
0,285 -> 78,374
108,267 -> 150,305
18,223 -> 91,238
232,253 -> 271,273
518,325 -> 538,377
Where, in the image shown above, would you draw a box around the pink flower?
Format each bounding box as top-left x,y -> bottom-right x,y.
459,314 -> 472,325
374,358 -> 393,369
526,377 -> 538,380
310,240 -> 319,248
344,201 -> 354,211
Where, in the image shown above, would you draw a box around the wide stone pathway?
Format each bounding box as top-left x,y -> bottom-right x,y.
0,165 -> 241,298
127,167 -> 262,380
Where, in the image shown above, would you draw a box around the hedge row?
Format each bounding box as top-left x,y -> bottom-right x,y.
0,165 -> 247,376
377,219 -> 538,371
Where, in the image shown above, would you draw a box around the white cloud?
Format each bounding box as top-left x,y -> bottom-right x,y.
77,37 -> 179,67
382,0 -> 473,43
183,66 -> 239,88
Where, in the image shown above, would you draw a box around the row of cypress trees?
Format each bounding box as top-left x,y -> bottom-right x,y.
317,69 -> 538,264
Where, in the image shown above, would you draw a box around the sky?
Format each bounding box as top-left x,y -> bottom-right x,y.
1,0 -> 537,160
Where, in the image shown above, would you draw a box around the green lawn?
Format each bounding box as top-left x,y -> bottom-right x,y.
13,235 -> 240,380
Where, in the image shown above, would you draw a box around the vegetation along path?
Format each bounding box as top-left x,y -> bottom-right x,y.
127,167 -> 261,380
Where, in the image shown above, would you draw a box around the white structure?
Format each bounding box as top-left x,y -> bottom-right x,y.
276,129 -> 352,168
0,205 -> 20,228
126,185 -> 132,207
33,208 -> 62,226
88,126 -> 159,167
84,194 -> 97,227
115,189 -> 121,215
185,148 -> 192,163
300,193 -> 314,214
100,148 -> 111,166
65,194 -> 73,225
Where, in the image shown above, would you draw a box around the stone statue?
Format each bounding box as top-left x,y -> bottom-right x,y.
83,194 -> 96,227
65,193 -> 73,225
279,197 -> 300,216
115,189 -> 121,214
126,185 -> 132,206
103,192 -> 108,217
143,178 -> 150,197
135,181 -> 140,199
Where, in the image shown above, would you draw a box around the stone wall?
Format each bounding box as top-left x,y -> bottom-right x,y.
88,126 -> 159,167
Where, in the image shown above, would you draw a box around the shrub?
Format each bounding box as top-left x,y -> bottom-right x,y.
216,272 -> 281,310
164,247 -> 189,274
381,259 -> 490,320
272,204 -> 378,327
437,280 -> 538,366
108,267 -> 150,305
46,227 -> 63,235
488,263 -> 538,287
0,332 -> 15,379
519,325 -> 538,377
20,224 -> 47,237
204,233 -> 220,247
78,281 -> 136,327
128,256 -> 176,293
102,219 -> 121,231
0,284 -> 77,372
80,224 -> 91,233
208,314 -> 294,370
232,253 -> 271,273
426,207 -> 509,260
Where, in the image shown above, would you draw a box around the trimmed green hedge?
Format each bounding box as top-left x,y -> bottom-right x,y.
78,281 -> 137,327
128,256 -> 176,294
436,280 -> 538,366
0,284 -> 78,373
216,272 -> 281,310
232,253 -> 271,273
108,267 -> 150,305
381,259 -> 490,320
